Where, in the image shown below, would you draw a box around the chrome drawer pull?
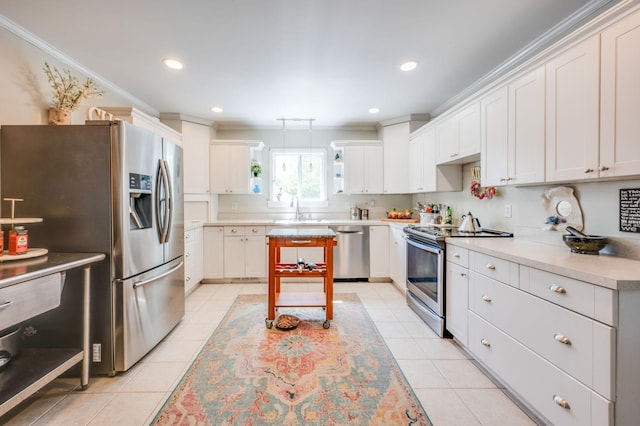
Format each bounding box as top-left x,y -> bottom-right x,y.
481,295 -> 492,302
0,300 -> 14,310
554,334 -> 572,345
453,253 -> 460,258
599,166 -> 609,172
460,272 -> 467,277
584,168 -> 594,174
291,240 -> 312,244
549,285 -> 566,294
252,228 -> 259,233
231,228 -> 238,233
486,263 -> 496,270
481,338 -> 491,347
553,394 -> 570,409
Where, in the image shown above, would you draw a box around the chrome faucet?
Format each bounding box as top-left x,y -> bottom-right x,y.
290,196 -> 302,220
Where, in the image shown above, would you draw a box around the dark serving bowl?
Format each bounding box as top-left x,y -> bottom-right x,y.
562,234 -> 609,255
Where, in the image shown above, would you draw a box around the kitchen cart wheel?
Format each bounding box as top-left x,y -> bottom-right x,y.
265,318 -> 274,329
323,320 -> 330,329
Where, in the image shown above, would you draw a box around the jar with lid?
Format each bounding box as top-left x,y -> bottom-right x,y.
8,226 -> 28,255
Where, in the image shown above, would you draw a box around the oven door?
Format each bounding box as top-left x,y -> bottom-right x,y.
406,237 -> 444,317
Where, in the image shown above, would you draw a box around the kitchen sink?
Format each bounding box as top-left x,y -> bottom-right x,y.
273,219 -> 329,225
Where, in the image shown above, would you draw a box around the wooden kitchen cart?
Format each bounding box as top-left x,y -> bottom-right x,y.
265,228 -> 336,329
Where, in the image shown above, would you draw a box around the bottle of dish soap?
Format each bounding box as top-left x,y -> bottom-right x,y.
444,206 -> 452,225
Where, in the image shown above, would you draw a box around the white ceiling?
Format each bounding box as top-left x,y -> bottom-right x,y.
0,0 -> 616,128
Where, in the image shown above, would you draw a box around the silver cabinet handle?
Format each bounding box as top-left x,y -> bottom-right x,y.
291,240 -> 312,244
481,338 -> 491,347
554,334 -> 572,345
599,166 -> 609,171
584,168 -> 594,173
453,253 -> 460,258
553,394 -> 570,409
231,228 -> 238,233
0,300 -> 14,310
486,263 -> 496,270
549,285 -> 566,294
460,272 -> 467,277
481,295 -> 492,302
251,228 -> 259,233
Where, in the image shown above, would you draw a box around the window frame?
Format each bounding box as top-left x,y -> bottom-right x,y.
267,148 -> 328,208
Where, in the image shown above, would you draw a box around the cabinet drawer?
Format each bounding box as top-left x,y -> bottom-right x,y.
470,271 -> 615,399
0,274 -> 62,330
446,245 -> 468,267
470,251 -> 518,287
245,226 -> 265,236
469,313 -> 613,426
523,267 -> 615,324
224,226 -> 245,236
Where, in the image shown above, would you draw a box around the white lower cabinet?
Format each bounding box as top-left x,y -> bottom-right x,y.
445,244 -> 469,345
223,226 -> 266,278
184,227 -> 204,294
369,226 -> 389,278
203,226 -> 224,279
388,225 -> 407,287
458,246 -> 619,425
469,312 -> 613,426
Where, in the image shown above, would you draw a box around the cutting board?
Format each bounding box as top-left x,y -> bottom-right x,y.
380,218 -> 419,223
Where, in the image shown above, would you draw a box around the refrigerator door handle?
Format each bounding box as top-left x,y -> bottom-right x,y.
155,159 -> 170,243
122,260 -> 184,289
163,159 -> 174,243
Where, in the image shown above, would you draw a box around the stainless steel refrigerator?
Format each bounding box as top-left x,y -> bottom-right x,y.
0,121 -> 184,375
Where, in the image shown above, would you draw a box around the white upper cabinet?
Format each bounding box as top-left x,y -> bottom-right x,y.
381,122 -> 411,193
480,86 -> 509,186
182,121 -> 212,194
600,9 -> 640,178
209,140 -> 264,194
411,126 -> 461,193
481,68 -> 546,187
344,144 -> 383,194
545,35 -> 600,182
436,102 -> 481,165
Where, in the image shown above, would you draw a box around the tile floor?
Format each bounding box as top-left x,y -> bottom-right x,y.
2,281 -> 537,425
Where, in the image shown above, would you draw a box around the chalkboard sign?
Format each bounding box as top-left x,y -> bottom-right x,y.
620,188 -> 640,233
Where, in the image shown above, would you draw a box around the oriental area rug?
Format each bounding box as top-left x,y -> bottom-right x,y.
153,293 -> 432,426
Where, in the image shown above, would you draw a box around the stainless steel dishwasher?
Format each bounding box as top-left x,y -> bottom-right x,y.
329,225 -> 370,280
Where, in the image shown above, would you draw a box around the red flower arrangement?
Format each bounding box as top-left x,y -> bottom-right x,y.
470,181 -> 497,200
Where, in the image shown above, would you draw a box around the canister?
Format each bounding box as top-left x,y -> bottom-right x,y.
361,209 -> 369,220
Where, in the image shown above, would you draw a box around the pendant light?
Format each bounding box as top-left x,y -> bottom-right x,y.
279,118 -> 287,172
308,119 -> 314,171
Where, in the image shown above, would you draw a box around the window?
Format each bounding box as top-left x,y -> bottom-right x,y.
270,149 -> 326,204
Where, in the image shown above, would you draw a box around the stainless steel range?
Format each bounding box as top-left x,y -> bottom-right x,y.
403,225 -> 512,337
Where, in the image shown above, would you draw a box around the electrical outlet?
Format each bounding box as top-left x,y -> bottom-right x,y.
92,343 -> 102,362
504,204 -> 512,218
231,202 -> 238,210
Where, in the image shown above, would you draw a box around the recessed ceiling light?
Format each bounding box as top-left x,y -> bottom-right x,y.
368,107 -> 380,114
163,58 -> 183,70
400,60 -> 418,72
211,106 -> 223,113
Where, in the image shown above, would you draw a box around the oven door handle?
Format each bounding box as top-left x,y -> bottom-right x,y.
407,237 -> 444,255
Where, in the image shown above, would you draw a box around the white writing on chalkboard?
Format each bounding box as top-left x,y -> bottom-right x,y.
620,188 -> 640,233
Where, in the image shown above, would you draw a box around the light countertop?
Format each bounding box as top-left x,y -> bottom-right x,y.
446,237 -> 640,290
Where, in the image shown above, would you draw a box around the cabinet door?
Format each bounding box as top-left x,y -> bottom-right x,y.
389,226 -> 407,286
446,261 -> 469,346
457,102 -> 481,158
344,146 -> 365,194
244,235 -> 266,278
209,145 -> 229,193
481,86 -> 509,186
409,133 -> 424,192
601,10 -> 640,178
227,145 -> 250,193
203,227 -> 224,279
436,116 -> 458,164
509,67 -> 545,185
382,122 -> 410,193
223,236 -> 245,278
182,121 -> 211,194
369,226 -> 390,278
363,145 -> 383,193
546,35 -> 600,181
